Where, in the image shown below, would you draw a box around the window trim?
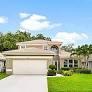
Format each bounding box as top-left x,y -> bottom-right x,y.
64,59 -> 78,68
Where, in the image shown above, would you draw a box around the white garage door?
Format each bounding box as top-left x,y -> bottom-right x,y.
13,60 -> 47,75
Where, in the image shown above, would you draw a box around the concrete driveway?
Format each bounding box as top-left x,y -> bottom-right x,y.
0,75 -> 48,92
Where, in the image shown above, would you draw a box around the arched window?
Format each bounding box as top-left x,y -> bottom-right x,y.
51,45 -> 59,54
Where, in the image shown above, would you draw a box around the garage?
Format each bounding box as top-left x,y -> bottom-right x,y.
3,48 -> 55,75
13,60 -> 47,75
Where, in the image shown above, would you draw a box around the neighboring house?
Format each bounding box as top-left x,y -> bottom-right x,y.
0,53 -> 6,72
3,39 -> 81,75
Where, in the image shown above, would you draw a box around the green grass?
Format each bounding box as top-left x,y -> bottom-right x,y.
0,73 -> 9,80
48,74 -> 92,92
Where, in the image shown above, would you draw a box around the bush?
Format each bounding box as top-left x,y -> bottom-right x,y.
49,65 -> 56,70
75,68 -> 91,74
63,70 -> 73,76
61,67 -> 70,71
57,70 -> 63,74
47,70 -> 56,76
72,68 -> 82,72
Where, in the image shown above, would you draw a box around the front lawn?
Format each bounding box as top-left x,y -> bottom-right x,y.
0,73 -> 9,80
48,74 -> 92,92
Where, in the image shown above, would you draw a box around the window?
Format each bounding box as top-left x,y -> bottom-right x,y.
21,45 -> 25,49
69,60 -> 73,63
69,60 -> 73,67
64,60 -> 68,67
69,65 -> 73,67
51,45 -> 59,54
74,60 -> 78,67
64,59 -> 78,68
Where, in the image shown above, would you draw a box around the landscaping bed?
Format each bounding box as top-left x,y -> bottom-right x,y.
0,73 -> 9,80
48,74 -> 92,92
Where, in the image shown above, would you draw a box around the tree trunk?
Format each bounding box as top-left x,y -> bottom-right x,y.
84,56 -> 89,68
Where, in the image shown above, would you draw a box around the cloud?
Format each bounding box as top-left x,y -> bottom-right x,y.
19,12 -> 30,19
0,16 -> 8,24
20,14 -> 61,31
52,32 -> 88,45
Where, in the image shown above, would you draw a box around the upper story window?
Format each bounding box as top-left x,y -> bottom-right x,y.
20,45 -> 26,49
51,45 -> 59,54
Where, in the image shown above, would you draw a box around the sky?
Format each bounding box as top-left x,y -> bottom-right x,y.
0,0 -> 92,46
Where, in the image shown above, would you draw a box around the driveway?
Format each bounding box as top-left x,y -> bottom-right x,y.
0,75 -> 48,92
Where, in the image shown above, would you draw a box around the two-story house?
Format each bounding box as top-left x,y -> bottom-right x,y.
3,39 -> 80,75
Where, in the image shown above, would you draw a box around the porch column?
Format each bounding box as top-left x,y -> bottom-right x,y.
68,59 -> 69,67
57,61 -> 58,71
73,59 -> 74,67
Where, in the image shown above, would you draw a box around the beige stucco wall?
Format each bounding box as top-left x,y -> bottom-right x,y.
5,58 -> 13,74
60,59 -> 64,68
47,59 -> 53,69
26,45 -> 43,49
5,55 -> 54,74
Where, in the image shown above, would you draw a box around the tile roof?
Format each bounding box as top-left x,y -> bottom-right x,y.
3,47 -> 55,56
16,39 -> 62,45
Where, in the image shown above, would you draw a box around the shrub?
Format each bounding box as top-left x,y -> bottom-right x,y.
75,68 -> 91,74
47,70 -> 56,76
63,70 -> 73,76
72,68 -> 82,72
49,65 -> 56,70
57,70 -> 63,74
61,67 -> 70,71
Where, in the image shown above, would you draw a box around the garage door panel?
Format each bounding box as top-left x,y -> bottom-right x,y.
13,60 -> 47,75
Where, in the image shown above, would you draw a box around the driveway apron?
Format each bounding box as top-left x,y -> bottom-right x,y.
0,75 -> 48,92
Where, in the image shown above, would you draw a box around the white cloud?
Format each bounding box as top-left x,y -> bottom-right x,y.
20,14 -> 61,31
19,13 -> 30,19
0,16 -> 8,24
52,32 -> 88,45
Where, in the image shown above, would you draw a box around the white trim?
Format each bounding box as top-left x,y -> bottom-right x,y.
20,44 -> 47,46
68,59 -> 69,67
73,59 -> 74,67
6,69 -> 12,72
6,56 -> 53,59
57,61 -> 58,71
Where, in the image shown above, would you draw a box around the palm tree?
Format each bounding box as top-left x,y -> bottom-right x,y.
80,44 -> 89,68
70,46 -> 82,67
71,44 -> 92,68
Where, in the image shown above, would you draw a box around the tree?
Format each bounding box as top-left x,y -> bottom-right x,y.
71,44 -> 92,68
31,34 -> 51,41
71,46 -> 82,67
61,44 -> 74,52
3,32 -> 17,51
15,31 -> 31,42
0,32 -> 4,52
0,31 -> 51,51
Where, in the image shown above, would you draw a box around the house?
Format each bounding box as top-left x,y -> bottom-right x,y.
3,39 -> 81,75
0,53 -> 6,72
